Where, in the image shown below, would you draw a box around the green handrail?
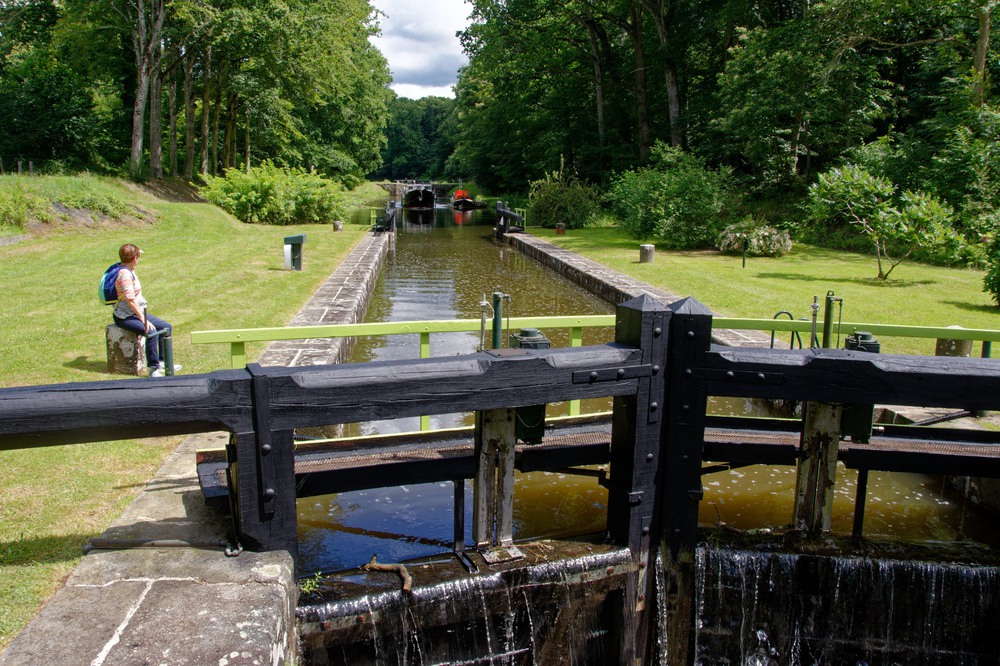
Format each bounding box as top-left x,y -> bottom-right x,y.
192,315 -> 1000,370
715,317 -> 1000,343
191,315 -> 615,369
191,314 -> 999,433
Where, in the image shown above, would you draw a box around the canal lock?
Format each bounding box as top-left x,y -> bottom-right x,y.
292,203 -> 1000,664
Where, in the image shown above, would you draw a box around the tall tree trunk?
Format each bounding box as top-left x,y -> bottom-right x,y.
641,0 -> 683,148
130,68 -> 151,180
244,122 -> 250,172
168,75 -> 178,176
200,47 -> 212,176
223,93 -> 238,171
628,0 -> 651,162
149,40 -> 163,179
583,18 -> 608,181
211,86 -> 222,176
183,52 -> 196,179
974,2 -> 993,107
790,110 -> 805,177
128,0 -> 166,180
663,63 -> 682,147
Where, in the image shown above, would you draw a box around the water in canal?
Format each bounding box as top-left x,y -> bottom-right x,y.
296,204 -> 999,576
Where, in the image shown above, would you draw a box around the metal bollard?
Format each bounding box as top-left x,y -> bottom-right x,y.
283,234 -> 306,270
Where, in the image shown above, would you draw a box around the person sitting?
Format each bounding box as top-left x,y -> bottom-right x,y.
111,243 -> 181,378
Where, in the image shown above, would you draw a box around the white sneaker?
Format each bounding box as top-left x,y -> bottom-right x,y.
148,364 -> 181,378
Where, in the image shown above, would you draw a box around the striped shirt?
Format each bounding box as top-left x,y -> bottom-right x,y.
112,267 -> 148,319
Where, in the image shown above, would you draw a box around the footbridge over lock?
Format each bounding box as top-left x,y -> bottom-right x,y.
3,296 -> 1000,663
377,181 -> 463,202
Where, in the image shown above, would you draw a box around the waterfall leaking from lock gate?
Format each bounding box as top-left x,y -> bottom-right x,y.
692,544 -> 1000,664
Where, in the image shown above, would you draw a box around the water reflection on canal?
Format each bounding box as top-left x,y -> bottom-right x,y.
296,204 -> 999,576
345,205 -> 614,435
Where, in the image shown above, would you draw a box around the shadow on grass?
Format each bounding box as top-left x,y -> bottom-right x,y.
756,272 -> 937,288
0,533 -> 90,566
942,300 -> 1000,315
64,355 -> 112,375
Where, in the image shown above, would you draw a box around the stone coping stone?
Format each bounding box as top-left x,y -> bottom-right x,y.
507,233 -> 779,349
2,230 -> 396,665
0,431 -> 298,666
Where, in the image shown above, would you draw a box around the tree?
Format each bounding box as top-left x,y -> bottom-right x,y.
0,47 -> 97,166
809,165 -> 954,279
716,13 -> 891,189
373,96 -> 458,181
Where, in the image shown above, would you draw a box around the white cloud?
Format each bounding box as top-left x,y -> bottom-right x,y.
370,0 -> 471,99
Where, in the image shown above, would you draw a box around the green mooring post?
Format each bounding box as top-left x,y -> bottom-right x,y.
821,290 -> 840,348
491,290 -> 505,349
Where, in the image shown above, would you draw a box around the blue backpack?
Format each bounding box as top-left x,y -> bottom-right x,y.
99,263 -> 123,305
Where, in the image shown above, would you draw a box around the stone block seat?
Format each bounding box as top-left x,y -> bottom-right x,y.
105,323 -> 147,375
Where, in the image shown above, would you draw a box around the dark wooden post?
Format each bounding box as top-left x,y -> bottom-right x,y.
606,294 -> 669,665
660,297 -> 713,665
229,364 -> 298,561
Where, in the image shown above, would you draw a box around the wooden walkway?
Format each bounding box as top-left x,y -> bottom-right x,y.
197,414 -> 1000,503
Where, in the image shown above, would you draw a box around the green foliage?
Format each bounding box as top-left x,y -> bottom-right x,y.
717,217 -> 792,257
373,96 -> 458,181
925,97 -> 1000,231
299,571 -> 323,595
982,233 -> 1000,306
608,144 -> 733,248
0,174 -> 137,228
202,162 -> 347,225
713,11 -> 891,189
526,161 -> 599,229
0,0 -> 390,179
0,46 -> 98,167
808,165 -> 956,279
0,181 -> 32,228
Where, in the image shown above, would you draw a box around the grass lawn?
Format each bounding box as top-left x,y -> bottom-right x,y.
532,227 -> 1000,356
0,176 -> 374,649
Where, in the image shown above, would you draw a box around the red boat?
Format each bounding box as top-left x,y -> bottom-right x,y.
451,189 -> 485,211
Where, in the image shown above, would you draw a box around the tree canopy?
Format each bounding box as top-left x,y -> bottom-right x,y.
0,0 -> 392,182
449,0 -> 996,211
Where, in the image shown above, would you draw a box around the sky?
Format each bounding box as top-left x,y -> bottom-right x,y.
370,0 -> 472,99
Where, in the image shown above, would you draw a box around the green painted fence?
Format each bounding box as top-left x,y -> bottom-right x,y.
191,315 -> 1000,429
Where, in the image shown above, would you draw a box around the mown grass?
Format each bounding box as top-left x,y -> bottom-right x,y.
0,175 -> 374,649
532,227 -> 1000,356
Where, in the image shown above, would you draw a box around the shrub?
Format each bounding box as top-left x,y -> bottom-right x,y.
201,161 -> 347,225
0,181 -> 32,228
608,143 -> 733,248
526,161 -> 599,229
983,232 -> 1000,305
808,165 -> 956,279
717,217 -> 792,257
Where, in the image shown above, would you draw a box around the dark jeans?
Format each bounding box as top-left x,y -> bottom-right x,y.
113,313 -> 171,367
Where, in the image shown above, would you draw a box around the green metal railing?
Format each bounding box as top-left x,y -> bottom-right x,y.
191,316 -> 1000,368
716,318 -> 999,357
191,315 -> 1000,430
191,315 -> 613,427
